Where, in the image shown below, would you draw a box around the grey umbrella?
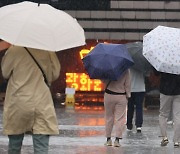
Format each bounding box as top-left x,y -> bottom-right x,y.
125,42 -> 152,74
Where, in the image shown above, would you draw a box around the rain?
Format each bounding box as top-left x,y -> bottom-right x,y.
0,0 -> 180,154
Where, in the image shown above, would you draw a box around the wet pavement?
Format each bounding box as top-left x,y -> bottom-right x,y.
0,105 -> 179,154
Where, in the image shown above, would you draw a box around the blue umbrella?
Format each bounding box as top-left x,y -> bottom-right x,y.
82,43 -> 134,80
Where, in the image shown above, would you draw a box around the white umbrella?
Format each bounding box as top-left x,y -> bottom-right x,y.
0,1 -> 85,52
143,25 -> 180,74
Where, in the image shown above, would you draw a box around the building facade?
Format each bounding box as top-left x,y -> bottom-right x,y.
64,0 -> 180,41
1,0 -> 180,42
0,0 -> 179,106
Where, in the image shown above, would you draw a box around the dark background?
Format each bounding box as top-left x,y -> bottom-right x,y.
0,0 -> 110,10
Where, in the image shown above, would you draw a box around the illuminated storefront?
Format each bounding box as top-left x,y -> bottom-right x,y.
53,40 -> 135,105
65,45 -> 104,93
66,73 -> 103,92
63,44 -> 104,105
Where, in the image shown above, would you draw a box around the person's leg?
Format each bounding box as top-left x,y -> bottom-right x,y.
104,93 -> 115,145
32,134 -> 49,154
127,93 -> 135,130
114,96 -> 127,138
159,94 -> 172,146
159,94 -> 172,137
8,134 -> 24,154
172,95 -> 180,145
167,106 -> 173,121
135,92 -> 145,128
113,95 -> 127,147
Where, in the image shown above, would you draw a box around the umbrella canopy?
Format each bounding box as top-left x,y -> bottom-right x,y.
126,41 -> 152,74
82,43 -> 134,81
143,25 -> 180,74
0,1 -> 85,51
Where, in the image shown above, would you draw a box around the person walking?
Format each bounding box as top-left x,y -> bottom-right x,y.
126,68 -> 146,133
153,70 -> 180,147
103,69 -> 131,147
1,43 -> 60,154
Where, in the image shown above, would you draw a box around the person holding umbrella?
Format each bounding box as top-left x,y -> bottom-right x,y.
82,43 -> 134,147
153,70 -> 180,147
143,25 -> 180,147
125,42 -> 150,133
126,68 -> 146,133
0,2 -> 85,153
0,41 -> 60,153
103,69 -> 131,147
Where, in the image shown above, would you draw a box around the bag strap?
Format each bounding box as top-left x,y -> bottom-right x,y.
105,81 -> 111,90
24,47 -> 49,86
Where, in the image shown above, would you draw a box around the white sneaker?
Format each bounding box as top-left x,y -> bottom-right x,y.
174,142 -> 180,148
114,140 -> 121,147
161,137 -> 169,146
104,139 -> 112,146
167,121 -> 173,125
136,127 -> 142,133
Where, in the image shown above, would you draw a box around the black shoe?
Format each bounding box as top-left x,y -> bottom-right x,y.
127,124 -> 133,130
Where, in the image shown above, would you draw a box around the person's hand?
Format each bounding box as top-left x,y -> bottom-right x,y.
126,95 -> 130,101
0,41 -> 11,51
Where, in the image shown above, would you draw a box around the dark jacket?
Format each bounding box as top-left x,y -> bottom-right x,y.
154,70 -> 180,95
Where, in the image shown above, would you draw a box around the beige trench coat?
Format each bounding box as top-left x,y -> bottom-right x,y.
1,46 -> 60,135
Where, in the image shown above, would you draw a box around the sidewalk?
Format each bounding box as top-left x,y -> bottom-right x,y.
0,106 -> 179,154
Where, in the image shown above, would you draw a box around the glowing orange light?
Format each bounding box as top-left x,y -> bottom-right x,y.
79,47 -> 94,59
66,73 -> 104,91
79,43 -> 110,59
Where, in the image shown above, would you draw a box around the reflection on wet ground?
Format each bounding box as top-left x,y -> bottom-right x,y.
59,129 -> 104,137
56,107 -> 105,126
0,106 -> 180,154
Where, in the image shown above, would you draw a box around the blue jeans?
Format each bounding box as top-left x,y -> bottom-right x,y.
127,92 -> 145,128
8,134 -> 49,154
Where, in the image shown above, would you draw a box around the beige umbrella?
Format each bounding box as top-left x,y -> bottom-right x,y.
0,1 -> 85,52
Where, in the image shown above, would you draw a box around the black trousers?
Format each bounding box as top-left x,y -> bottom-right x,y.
127,92 -> 145,128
